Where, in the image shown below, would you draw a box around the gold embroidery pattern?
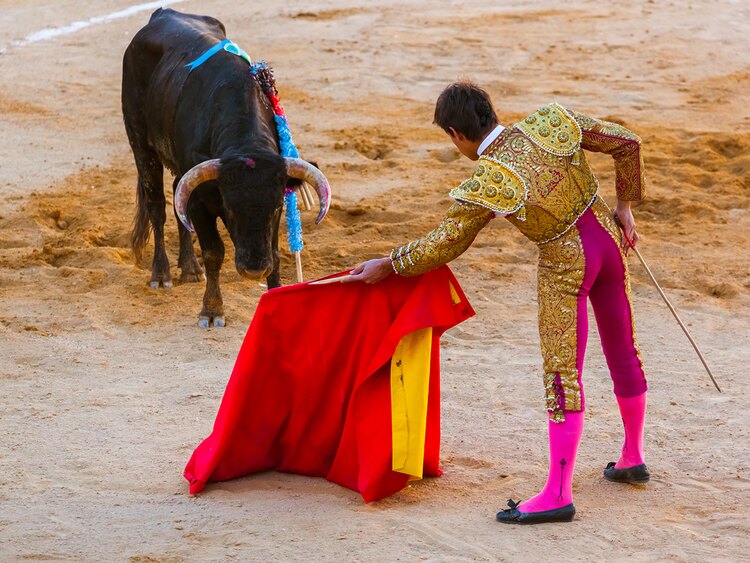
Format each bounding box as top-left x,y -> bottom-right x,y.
487,128 -> 599,243
515,103 -> 582,156
537,223 -> 586,421
449,156 -> 527,215
568,109 -> 645,202
391,201 -> 494,276
590,198 -> 646,375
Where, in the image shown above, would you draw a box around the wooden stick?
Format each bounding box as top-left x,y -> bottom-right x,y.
309,274 -> 354,285
630,244 -> 720,391
298,185 -> 312,211
295,251 -> 303,284
296,186 -> 308,211
303,183 -> 315,211
618,223 -> 721,392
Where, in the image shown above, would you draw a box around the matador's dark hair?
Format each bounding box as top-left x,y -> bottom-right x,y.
433,81 -> 498,141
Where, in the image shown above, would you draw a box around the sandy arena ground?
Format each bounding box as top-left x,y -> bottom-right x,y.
1,0 -> 749,560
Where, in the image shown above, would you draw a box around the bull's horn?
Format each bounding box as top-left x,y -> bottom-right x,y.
284,158 -> 331,224
173,159 -> 221,232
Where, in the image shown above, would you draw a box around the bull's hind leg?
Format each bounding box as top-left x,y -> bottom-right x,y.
136,151 -> 172,289
172,177 -> 204,283
193,212 -> 225,328
122,48 -> 172,290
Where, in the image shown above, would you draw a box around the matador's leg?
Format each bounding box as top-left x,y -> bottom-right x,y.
588,199 -> 649,475
517,224 -> 591,515
537,225 -> 589,422
588,199 -> 648,398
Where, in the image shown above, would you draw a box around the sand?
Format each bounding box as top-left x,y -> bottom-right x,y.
0,0 -> 749,560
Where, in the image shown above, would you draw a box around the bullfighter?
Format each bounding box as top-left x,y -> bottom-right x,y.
346,81 -> 650,524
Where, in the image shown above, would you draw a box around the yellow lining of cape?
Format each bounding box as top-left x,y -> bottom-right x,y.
449,281 -> 461,305
390,327 -> 433,480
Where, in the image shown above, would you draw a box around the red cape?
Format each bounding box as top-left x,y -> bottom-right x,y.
184,266 -> 474,502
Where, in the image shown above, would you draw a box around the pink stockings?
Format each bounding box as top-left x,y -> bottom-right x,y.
615,392 -> 647,468
519,411 -> 584,512
518,393 -> 647,513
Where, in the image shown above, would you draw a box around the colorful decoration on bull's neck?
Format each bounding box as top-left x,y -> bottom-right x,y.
185,39 -> 252,73
250,61 -> 304,255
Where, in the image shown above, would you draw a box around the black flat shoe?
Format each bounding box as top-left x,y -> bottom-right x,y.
603,462 -> 650,483
495,499 -> 576,525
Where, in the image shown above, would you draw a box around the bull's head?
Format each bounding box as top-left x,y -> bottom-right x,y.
173,153 -> 330,280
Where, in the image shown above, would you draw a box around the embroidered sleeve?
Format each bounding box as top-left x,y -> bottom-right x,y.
390,201 -> 494,277
568,108 -> 646,201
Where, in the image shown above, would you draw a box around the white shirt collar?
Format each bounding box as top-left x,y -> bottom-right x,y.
477,124 -> 505,156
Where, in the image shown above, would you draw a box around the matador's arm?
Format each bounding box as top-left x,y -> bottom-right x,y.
567,108 -> 646,201
390,200 -> 494,277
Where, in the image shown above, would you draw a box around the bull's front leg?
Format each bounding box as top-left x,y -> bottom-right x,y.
193,214 -> 225,328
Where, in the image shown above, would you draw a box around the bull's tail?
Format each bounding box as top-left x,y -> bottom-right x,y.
130,179 -> 151,263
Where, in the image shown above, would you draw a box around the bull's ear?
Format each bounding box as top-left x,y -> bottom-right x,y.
286,176 -> 303,188
190,151 -> 212,165
217,155 -> 247,185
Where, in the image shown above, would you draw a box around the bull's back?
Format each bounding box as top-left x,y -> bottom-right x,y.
128,8 -> 225,59
122,9 -> 227,165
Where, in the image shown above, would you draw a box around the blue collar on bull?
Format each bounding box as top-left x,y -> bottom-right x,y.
185,39 -> 252,73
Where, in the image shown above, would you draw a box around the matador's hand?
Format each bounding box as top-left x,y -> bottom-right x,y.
344,257 -> 393,284
614,201 -> 639,256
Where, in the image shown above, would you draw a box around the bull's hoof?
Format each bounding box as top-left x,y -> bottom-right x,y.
198,315 -> 225,329
149,280 -> 172,289
180,271 -> 206,284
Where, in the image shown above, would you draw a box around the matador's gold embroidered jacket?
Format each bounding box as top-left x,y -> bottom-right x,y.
390,103 -> 645,276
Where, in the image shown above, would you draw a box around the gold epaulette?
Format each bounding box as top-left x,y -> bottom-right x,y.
449,156 -> 527,216
515,102 -> 581,156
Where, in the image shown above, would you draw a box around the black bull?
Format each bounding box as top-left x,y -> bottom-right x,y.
121,8 -> 329,327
